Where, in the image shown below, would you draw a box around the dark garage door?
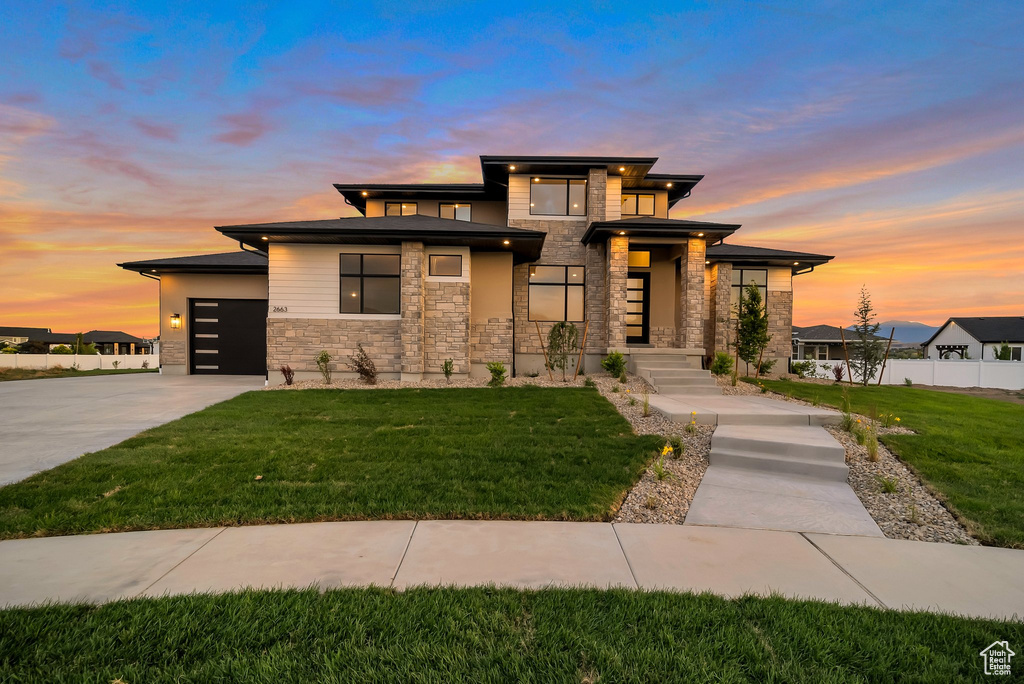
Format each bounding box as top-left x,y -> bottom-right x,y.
189,298 -> 267,375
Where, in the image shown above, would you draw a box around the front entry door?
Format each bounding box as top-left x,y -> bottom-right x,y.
626,272 -> 650,345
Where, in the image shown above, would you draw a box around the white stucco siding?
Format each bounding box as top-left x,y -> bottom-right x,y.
268,244 -> 401,319
767,268 -> 792,292
926,322 -> 983,359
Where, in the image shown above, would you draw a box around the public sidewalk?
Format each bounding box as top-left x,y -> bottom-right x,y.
2,520 -> 1023,621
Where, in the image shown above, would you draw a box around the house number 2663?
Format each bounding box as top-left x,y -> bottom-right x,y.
272,306 -> 288,313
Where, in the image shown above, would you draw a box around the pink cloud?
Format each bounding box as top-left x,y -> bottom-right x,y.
214,112 -> 271,145
132,118 -> 179,141
87,61 -> 125,90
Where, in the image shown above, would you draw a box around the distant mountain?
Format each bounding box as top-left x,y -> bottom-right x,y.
845,320 -> 939,344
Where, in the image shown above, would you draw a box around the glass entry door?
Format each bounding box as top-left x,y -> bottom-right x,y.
626,272 -> 650,344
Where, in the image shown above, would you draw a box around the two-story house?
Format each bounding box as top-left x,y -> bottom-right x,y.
119,154 -> 833,381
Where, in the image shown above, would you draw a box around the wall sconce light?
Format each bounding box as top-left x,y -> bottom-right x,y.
170,313 -> 182,330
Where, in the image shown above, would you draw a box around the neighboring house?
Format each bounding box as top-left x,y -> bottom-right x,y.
0,327 -> 150,354
923,317 -> 1024,360
119,154 -> 834,380
792,324 -> 888,361
0,327 -> 52,346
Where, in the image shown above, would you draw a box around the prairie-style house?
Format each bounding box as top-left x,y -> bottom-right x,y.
119,155 -> 833,381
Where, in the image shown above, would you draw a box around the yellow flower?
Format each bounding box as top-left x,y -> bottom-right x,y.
661,445 -> 673,457
856,419 -> 862,423
691,411 -> 697,415
625,389 -> 631,393
896,417 -> 901,422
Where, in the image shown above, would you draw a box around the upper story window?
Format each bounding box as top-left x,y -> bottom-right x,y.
731,268 -> 768,311
440,203 -> 471,221
340,253 -> 401,314
530,178 -> 587,216
528,265 -> 585,321
428,254 -> 463,277
385,202 -> 417,216
621,193 -> 655,216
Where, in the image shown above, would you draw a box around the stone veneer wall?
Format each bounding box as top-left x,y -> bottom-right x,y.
424,280 -> 470,374
401,242 -> 425,377
707,262 -> 733,358
766,290 -> 793,362
267,318 -> 402,374
648,327 -> 676,348
161,339 -> 185,366
470,318 -> 513,366
678,238 -> 706,349
606,236 -> 628,349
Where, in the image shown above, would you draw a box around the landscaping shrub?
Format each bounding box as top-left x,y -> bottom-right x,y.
584,376 -> 596,388
756,358 -> 776,375
790,360 -> 816,379
619,371 -> 627,384
876,475 -> 899,493
547,322 -> 579,382
601,351 -> 626,378
50,345 -> 73,354
831,363 -> 845,383
652,455 -> 670,481
141,359 -> 149,370
1,346 -> 17,354
641,387 -> 650,417
441,358 -> 454,384
904,377 -> 913,387
486,361 -> 506,387
280,365 -> 295,386
709,351 -> 733,376
315,350 -> 332,384
347,344 -> 377,385
111,360 -> 120,369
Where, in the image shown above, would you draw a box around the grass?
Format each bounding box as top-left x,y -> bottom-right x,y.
756,379 -> 1024,548
0,367 -> 157,382
2,587 -> 1020,681
0,386 -> 662,538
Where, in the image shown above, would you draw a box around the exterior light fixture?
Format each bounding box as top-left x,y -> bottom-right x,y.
666,182 -> 673,187
794,261 -> 800,266
697,232 -> 704,237
619,231 -> 626,235
534,177 -> 540,182
361,191 -> 368,196
261,236 -> 269,241
351,292 -> 358,297
402,204 -> 406,209
151,269 -> 157,273
170,313 -> 181,330
530,203 -> 535,207
705,260 -> 710,265
572,203 -> 579,208
503,240 -> 510,245
619,166 -> 625,172
454,204 -> 459,208
509,165 -> 516,171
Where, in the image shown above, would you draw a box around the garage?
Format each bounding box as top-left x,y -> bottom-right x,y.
189,298 -> 268,375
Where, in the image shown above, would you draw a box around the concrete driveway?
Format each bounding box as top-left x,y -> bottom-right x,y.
0,373 -> 264,485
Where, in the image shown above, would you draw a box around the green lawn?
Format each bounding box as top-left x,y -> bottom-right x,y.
0,367 -> 157,382
757,379 -> 1024,548
0,387 -> 662,538
2,587 -> 1019,681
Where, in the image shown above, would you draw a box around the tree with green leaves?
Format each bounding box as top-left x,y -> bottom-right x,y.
73,332 -> 99,355
993,343 -> 1012,361
736,282 -> 771,376
547,321 -> 579,381
850,286 -> 885,385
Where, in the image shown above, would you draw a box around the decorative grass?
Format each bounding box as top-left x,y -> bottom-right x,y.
0,387 -> 661,538
1,587 -> 1020,681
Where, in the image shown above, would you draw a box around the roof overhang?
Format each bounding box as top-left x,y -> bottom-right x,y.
705,244 -> 834,274
118,254 -> 269,275
334,183 -> 496,216
581,218 -> 739,246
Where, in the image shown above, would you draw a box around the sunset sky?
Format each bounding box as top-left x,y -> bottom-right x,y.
2,2 -> 1022,338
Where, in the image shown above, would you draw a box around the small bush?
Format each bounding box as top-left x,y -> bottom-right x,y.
730,369 -> 738,386
611,385 -> 619,393
1,346 -> 18,354
840,412 -> 855,432
686,411 -> 698,434
904,377 -> 913,387
667,435 -> 684,457
316,350 -> 333,385
866,428 -> 880,461
601,351 -> 626,378
280,365 -> 295,386
831,363 -> 845,383
652,456 -> 670,481
709,352 -> 734,376
486,361 -> 507,387
584,376 -> 596,388
50,345 -> 73,354
757,358 -> 776,375
347,344 -> 377,385
111,360 -> 120,369
619,371 -> 627,384
441,358 -> 454,384
628,397 -> 637,407
643,496 -> 657,510
141,359 -> 150,369
790,360 -> 816,379
641,388 -> 650,417
876,475 -> 898,494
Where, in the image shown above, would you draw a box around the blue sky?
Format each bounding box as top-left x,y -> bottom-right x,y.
2,1 -> 1022,335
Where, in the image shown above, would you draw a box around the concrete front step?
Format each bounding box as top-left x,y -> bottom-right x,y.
647,395 -> 840,426
645,368 -> 716,381
709,448 -> 850,482
711,425 -> 846,461
658,385 -> 723,396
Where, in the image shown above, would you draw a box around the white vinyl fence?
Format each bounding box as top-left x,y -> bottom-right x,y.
793,359 -> 1024,390
0,354 -> 159,371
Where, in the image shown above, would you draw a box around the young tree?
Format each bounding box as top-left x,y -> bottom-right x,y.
547,321 -> 579,381
850,286 -> 885,385
993,343 -> 1012,361
736,282 -> 770,375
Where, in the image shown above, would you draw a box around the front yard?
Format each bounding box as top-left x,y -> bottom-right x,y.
3,587 -> 1020,681
757,380 -> 1024,549
0,367 -> 157,382
0,386 -> 662,538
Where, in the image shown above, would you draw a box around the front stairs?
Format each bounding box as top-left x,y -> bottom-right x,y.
628,350 -> 721,396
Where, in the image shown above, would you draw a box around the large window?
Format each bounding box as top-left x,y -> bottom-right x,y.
731,268 -> 768,312
439,203 -> 471,221
340,254 -> 401,314
528,265 -> 585,321
384,202 -> 417,216
621,193 -> 655,216
429,254 -> 463,277
799,344 -> 829,360
530,178 -> 587,216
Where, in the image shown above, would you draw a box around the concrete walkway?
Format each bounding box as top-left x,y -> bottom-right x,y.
0,373 -> 263,484
1,521 -> 1022,621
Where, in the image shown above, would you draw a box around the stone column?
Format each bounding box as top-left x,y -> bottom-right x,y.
401,241 -> 425,382
606,235 -> 628,349
679,238 -> 706,351
587,168 -> 607,222
709,262 -> 733,356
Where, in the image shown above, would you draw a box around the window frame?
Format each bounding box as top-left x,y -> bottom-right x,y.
731,268 -> 769,312
621,193 -> 656,216
339,253 -> 401,315
529,178 -> 587,216
428,254 -> 463,277
527,265 -> 586,322
439,203 -> 471,221
384,201 -> 418,217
